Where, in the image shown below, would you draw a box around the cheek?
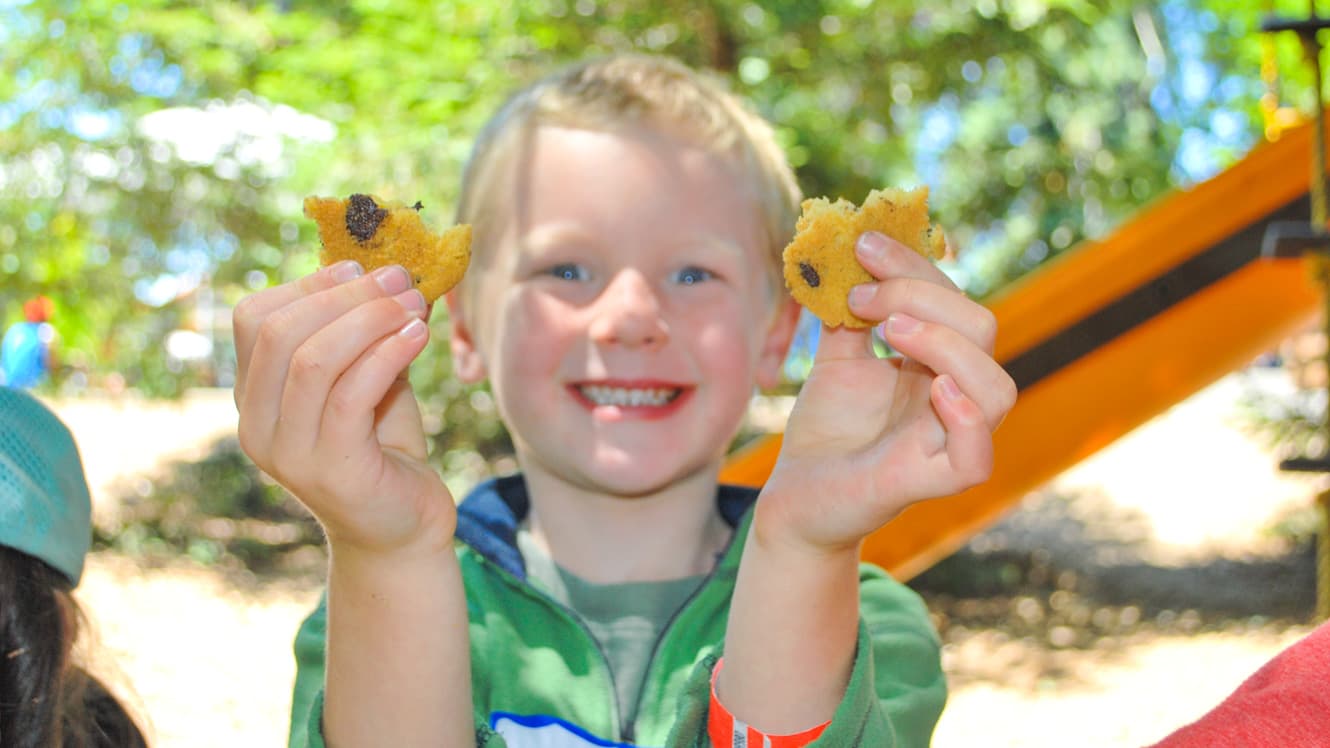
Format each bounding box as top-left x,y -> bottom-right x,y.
692,317 -> 763,438
495,292 -> 581,373
686,288 -> 772,353
687,306 -> 766,377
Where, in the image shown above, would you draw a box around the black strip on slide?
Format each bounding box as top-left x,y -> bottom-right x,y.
1002,194 -> 1311,392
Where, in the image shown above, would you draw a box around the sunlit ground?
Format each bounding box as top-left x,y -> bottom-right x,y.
44,369 -> 1324,747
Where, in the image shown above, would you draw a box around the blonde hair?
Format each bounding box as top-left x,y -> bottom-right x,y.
455,53 -> 801,298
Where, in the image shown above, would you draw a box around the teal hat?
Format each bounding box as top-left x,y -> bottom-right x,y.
0,387 -> 92,587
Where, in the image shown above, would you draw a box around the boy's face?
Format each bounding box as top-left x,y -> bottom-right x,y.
449,122 -> 799,498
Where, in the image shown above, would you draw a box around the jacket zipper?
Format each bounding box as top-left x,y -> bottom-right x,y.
623,529 -> 742,742
479,524 -> 745,744
621,573 -> 710,742
485,557 -> 627,739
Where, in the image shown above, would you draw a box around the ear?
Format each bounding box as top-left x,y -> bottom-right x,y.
755,297 -> 802,391
445,289 -> 487,383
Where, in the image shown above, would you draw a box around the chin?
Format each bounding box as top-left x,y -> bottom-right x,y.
585,471 -> 679,499
579,458 -> 717,499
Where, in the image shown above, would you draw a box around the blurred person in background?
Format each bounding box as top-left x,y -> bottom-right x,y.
1,296 -> 59,389
0,386 -> 148,747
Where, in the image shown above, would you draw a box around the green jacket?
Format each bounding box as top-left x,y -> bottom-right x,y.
289,475 -> 946,747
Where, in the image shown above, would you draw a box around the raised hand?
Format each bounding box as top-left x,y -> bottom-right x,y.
760,231 -> 1017,553
232,261 -> 456,555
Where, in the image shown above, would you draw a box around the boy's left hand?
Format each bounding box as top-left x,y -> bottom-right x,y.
761,230 -> 1017,554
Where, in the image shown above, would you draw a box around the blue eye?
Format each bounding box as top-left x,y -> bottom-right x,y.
674,266 -> 713,285
548,263 -> 589,282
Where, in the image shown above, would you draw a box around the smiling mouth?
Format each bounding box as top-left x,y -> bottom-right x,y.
573,384 -> 685,408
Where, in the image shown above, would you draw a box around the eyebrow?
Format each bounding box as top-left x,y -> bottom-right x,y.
680,232 -> 747,260
516,222 -> 597,253
517,222 -> 752,265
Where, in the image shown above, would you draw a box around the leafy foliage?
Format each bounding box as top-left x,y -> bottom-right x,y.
3,0 -> 1317,483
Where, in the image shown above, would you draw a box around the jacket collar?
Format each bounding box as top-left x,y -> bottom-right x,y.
454,474 -> 759,581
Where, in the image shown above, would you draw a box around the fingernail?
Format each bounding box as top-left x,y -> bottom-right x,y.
848,284 -> 877,308
398,318 -> 427,339
856,231 -> 889,262
373,265 -> 411,295
887,313 -> 920,334
394,289 -> 426,314
331,260 -> 364,283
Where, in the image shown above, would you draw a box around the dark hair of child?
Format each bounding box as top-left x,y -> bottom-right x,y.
0,547 -> 147,748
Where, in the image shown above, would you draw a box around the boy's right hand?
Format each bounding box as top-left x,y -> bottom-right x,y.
232,261 -> 457,556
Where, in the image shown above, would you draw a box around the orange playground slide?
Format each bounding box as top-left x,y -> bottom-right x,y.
721,118 -> 1328,581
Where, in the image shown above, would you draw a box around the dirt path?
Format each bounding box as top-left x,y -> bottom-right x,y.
72,554 -> 1315,748
935,624 -> 1314,747
74,555 -> 321,748
43,372 -> 1327,747
45,388 -> 240,525
46,389 -> 315,747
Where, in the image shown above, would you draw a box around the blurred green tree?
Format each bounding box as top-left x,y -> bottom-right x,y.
1,0 -> 1314,485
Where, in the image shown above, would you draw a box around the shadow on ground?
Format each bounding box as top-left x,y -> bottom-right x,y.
93,435 -> 328,589
910,488 -> 1318,689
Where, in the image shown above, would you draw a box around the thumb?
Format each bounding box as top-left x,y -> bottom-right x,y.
813,323 -> 877,364
375,376 -> 430,462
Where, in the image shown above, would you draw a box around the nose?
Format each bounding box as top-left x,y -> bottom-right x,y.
588,270 -> 669,349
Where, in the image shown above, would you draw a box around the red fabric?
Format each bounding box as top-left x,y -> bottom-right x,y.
707,658 -> 830,748
1149,621 -> 1330,747
22,296 -> 52,322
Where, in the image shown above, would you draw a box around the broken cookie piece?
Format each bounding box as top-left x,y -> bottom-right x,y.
781,186 -> 946,328
303,193 -> 472,303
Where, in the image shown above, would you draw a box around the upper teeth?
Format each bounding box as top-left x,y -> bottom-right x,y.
579,386 -> 678,407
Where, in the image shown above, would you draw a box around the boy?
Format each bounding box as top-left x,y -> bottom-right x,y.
232,54 -> 1014,747
1,295 -> 58,388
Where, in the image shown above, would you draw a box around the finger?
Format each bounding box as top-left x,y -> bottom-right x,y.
930,374 -> 996,490
812,323 -> 877,364
233,261 -> 364,403
855,231 -> 959,290
243,266 -> 423,444
883,313 -> 1016,429
869,376 -> 992,505
321,316 -> 432,464
272,291 -> 429,461
849,278 -> 997,354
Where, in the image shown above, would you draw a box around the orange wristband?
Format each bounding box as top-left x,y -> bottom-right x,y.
707,658 -> 830,748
